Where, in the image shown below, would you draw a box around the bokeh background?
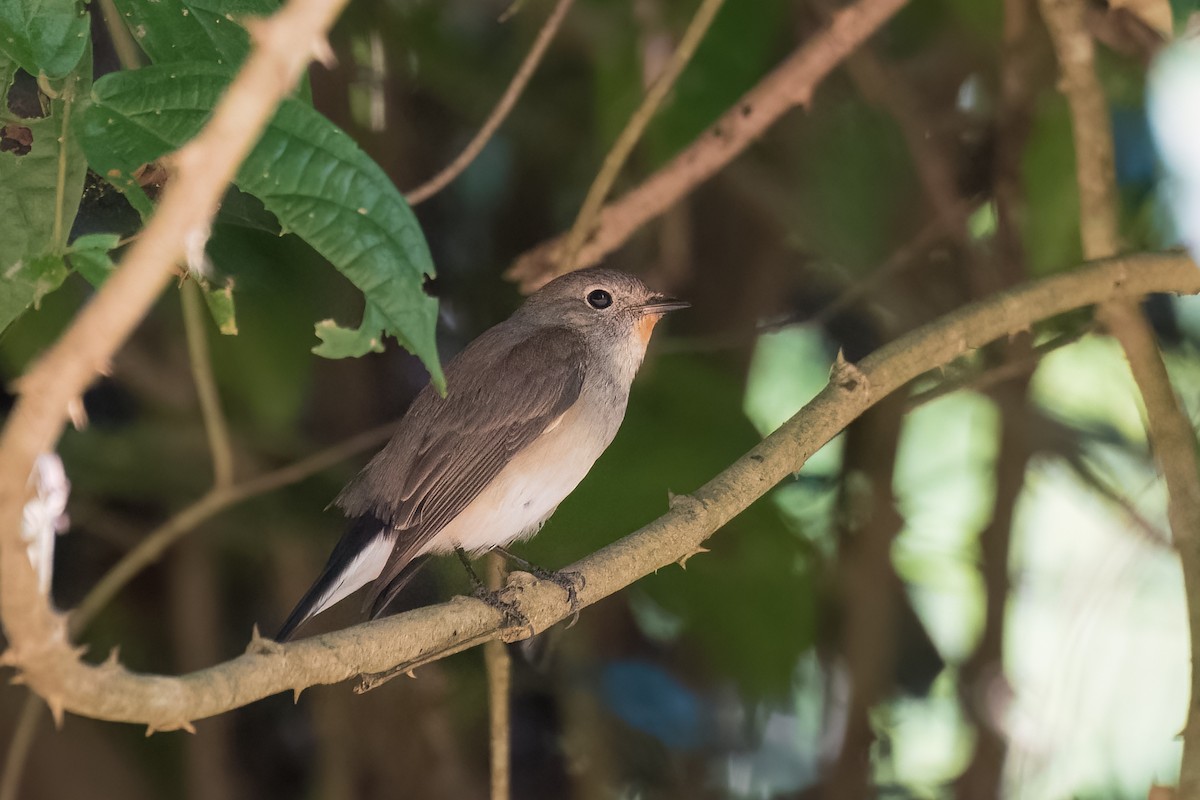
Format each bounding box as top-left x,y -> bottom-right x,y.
4,0 -> 1200,797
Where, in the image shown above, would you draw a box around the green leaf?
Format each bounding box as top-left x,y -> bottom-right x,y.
199,276 -> 237,335
65,232 -> 121,286
81,61 -> 443,387
0,0 -> 89,80
111,0 -> 277,68
0,49 -> 91,331
0,255 -> 69,327
313,301 -> 388,357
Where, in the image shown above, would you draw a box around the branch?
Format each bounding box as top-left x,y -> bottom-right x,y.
557,0 -> 725,273
1038,0 -> 1200,790
505,0 -> 911,291
404,0 -> 576,206
2,253 -> 1196,730
0,0 -> 352,725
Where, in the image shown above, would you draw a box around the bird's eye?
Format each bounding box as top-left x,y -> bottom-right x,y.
586,289 -> 613,310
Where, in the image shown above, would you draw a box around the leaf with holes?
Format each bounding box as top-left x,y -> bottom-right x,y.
0,49 -> 91,332
81,61 -> 443,387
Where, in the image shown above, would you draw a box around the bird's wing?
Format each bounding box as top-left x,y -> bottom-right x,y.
336,324 -> 587,617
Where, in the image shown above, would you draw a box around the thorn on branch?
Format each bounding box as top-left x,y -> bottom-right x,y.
310,36 -> 336,69
101,647 -> 123,671
67,397 -> 88,430
46,694 -> 65,729
677,545 -> 710,569
245,624 -> 284,656
830,349 -> 870,397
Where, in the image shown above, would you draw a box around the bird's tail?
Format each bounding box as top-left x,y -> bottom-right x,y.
275,514 -> 393,642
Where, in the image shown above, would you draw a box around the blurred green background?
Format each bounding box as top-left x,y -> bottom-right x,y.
3,0 -> 1200,797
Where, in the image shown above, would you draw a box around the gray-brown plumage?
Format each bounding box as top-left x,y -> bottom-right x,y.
276,268 -> 687,641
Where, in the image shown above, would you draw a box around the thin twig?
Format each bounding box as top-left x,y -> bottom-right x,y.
69,421 -> 395,636
405,0 -> 576,205
484,552 -> 511,800
1038,0 -> 1200,789
506,0 -> 912,291
557,0 -> 725,273
181,279 -> 235,489
0,698 -> 43,800
905,327 -> 1090,409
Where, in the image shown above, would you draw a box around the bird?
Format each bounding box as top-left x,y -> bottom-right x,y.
275,268 -> 689,641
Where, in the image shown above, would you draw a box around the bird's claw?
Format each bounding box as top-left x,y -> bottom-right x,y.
472,586 -> 534,639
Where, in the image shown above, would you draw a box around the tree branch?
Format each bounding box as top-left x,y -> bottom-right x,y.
557,0 -> 725,273
3,252 -> 1196,730
1037,0 -> 1200,789
0,0 -> 352,726
505,0 -> 912,291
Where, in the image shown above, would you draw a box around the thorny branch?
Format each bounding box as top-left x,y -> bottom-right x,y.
2,253 -> 1197,731
0,0 -> 353,727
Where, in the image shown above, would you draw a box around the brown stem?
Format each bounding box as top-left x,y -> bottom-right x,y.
505,0 -> 912,291
556,0 -> 726,273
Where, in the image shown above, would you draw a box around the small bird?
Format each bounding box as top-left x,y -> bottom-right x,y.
275,268 -> 688,641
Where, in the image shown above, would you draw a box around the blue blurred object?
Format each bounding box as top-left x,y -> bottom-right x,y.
1112,106 -> 1159,188
598,659 -> 709,751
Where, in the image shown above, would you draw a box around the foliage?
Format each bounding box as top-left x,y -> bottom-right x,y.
0,0 -> 442,386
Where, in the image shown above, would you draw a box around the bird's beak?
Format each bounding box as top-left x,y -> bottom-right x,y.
637,294 -> 690,315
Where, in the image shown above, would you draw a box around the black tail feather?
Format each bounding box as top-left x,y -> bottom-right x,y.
365,555 -> 430,620
275,514 -> 388,642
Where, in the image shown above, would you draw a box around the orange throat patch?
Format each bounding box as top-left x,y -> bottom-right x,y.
637,314 -> 663,346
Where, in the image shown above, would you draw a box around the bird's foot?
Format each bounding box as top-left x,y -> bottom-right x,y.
471,585 -> 534,639
539,568 -> 585,621
492,547 -> 586,625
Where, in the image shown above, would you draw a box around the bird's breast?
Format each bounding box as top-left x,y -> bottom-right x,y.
421,388 -> 626,555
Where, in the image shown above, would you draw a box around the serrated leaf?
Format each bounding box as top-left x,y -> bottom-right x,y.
0,0 -> 89,80
65,232 -> 120,286
80,61 -> 442,386
0,49 -> 91,331
111,0 -> 277,68
199,276 -> 237,335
